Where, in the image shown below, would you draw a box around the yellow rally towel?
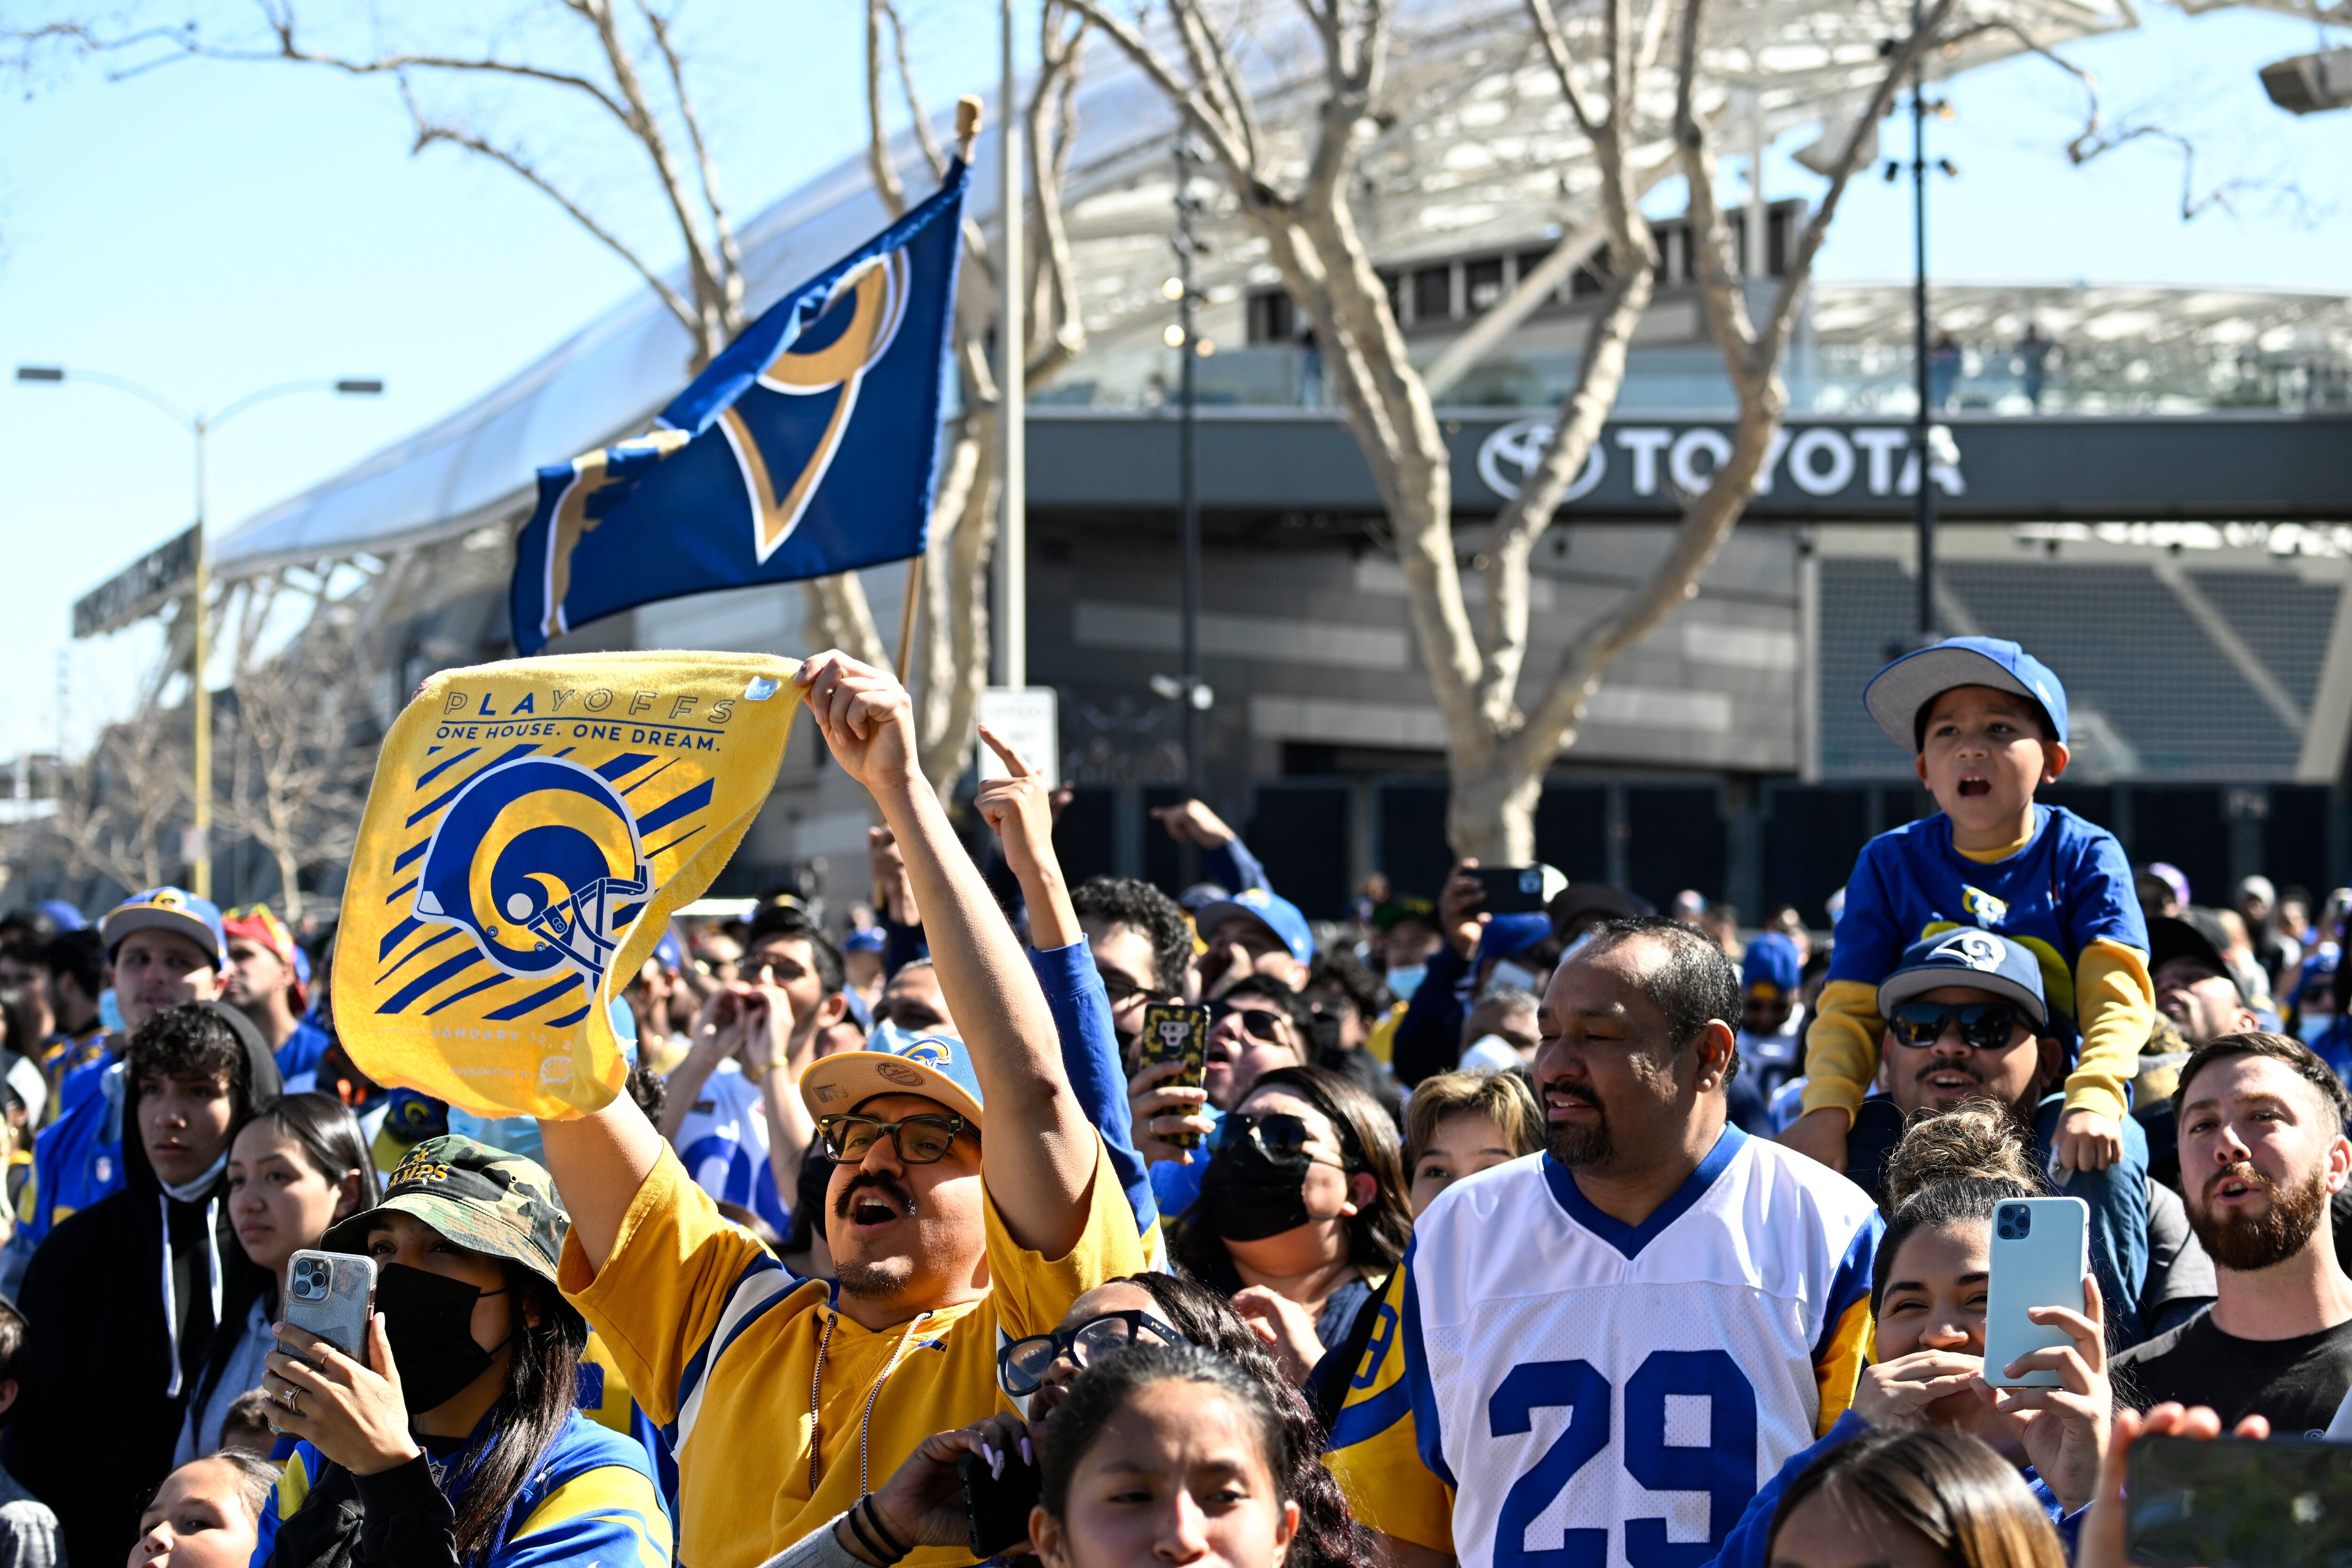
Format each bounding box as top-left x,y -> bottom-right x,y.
337,651 -> 798,1118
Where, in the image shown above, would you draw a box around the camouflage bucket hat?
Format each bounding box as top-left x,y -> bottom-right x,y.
321,1134 -> 569,1288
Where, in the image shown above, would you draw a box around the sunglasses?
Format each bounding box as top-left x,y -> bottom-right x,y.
1208,1111 -> 1352,1171
1097,970 -> 1168,1007
816,1113 -> 969,1165
1213,1004 -> 1291,1044
1888,1001 -> 2029,1052
999,1309 -> 1184,1396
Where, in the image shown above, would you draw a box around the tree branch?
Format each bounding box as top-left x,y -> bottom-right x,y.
400,83 -> 703,345
640,0 -> 744,327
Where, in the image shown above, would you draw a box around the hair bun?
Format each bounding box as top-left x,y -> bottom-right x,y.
1882,1104 -> 2039,1213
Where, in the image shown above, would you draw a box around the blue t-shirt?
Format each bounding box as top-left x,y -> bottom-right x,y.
274,1019 -> 334,1087
1827,804 -> 2147,1039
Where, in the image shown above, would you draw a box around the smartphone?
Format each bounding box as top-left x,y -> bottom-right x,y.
283,1249 -> 378,1363
1138,1003 -> 1210,1150
1472,864 -> 1566,916
1982,1197 -> 2088,1387
2127,1433 -> 2352,1567
960,1447 -> 1042,1558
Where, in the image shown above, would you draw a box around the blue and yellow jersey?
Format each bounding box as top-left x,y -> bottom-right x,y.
560,1141 -> 1143,1568
1805,804 -> 2153,1123
255,1409 -> 670,1568
1325,1130 -> 1881,1566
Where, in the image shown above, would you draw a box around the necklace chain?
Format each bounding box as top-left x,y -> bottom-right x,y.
808,1300 -> 935,1496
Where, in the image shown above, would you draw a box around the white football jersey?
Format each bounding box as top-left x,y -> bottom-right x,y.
673,1057 -> 790,1233
1327,1127 -> 1881,1568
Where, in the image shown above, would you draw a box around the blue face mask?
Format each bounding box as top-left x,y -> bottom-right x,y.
445,1109 -> 546,1164
1385,965 -> 1428,1003
2298,1013 -> 2340,1047
99,987 -> 124,1034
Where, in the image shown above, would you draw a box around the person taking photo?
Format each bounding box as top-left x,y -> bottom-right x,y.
253,1135 -> 669,1568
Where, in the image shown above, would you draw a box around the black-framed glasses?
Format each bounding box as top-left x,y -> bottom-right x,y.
1888,1001 -> 2028,1052
1213,1003 -> 1290,1044
816,1113 -> 969,1165
999,1310 -> 1184,1395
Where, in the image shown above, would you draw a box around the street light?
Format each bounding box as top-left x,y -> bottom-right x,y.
16,365 -> 385,900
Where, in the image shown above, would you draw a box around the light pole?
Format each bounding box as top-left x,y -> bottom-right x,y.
16,366 -> 384,900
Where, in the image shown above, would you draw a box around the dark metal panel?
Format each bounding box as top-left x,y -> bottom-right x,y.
1027,410 -> 2352,523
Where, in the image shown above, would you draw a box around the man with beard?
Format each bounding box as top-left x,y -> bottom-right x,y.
537,652 -> 1144,1568
2114,1032 -> 2352,1434
1326,916 -> 1882,1568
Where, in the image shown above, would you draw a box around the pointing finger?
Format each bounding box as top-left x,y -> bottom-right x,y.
977,722 -> 1036,778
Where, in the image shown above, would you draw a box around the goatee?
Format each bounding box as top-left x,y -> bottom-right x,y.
1545,1089 -> 1613,1168
2189,1160 -> 2329,1273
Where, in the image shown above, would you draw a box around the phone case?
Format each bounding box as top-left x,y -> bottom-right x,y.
1138,1003 -> 1209,1150
282,1249 -> 378,1363
1983,1196 -> 2088,1388
960,1449 -> 1043,1558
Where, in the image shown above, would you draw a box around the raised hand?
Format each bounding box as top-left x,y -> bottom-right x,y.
795,651 -> 918,797
1851,1347 -> 1985,1430
975,724 -> 1057,886
1973,1272 -> 2111,1513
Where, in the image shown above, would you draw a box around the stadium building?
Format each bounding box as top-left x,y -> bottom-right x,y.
196,0 -> 2352,920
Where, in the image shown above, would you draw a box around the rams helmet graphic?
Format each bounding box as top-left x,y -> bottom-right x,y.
1931,929 -> 2007,972
413,756 -> 651,988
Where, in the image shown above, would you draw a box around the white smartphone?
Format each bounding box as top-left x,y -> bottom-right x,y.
282,1249 -> 378,1362
1983,1196 -> 2089,1388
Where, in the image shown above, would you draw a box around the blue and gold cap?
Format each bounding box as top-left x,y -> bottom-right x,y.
802,1029 -> 984,1130
101,887 -> 227,968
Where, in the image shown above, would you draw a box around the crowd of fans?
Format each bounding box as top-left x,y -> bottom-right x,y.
0,635 -> 2344,1568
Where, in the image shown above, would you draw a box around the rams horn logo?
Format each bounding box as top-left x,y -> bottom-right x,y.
1934,930 -> 2007,972
721,251 -> 909,565
901,1037 -> 954,1071
413,756 -> 651,988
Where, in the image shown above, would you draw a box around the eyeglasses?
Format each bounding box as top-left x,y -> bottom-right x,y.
999,1310 -> 1184,1396
816,1113 -> 970,1165
1213,1004 -> 1291,1044
1208,1111 -> 1350,1169
1888,1001 -> 2029,1052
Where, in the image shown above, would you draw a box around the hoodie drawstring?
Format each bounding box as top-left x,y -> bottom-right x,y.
158,1194 -> 223,1399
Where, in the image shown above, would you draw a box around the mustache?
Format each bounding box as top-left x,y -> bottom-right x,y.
834,1171 -> 916,1221
2202,1161 -> 2279,1205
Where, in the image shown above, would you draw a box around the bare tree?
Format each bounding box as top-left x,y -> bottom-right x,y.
863,0 -> 1090,793
48,704 -> 189,898
216,617 -> 374,920
13,0 -> 926,669
1063,0 -> 1989,861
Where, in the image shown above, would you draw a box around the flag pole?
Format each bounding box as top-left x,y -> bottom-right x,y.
897,97 -> 982,692
993,0 -> 1026,691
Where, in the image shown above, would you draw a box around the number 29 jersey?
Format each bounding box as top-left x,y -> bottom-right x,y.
1326,1127 -> 1881,1567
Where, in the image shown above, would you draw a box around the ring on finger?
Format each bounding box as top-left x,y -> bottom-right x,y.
279,1385 -> 302,1416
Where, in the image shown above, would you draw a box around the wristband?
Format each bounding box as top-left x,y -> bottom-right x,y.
858,1494 -> 911,1565
843,1501 -> 894,1566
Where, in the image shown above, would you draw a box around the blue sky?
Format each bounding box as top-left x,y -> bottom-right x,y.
0,0 -> 2344,760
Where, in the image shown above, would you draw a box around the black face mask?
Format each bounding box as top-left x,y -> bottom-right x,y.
1196,1136 -> 1316,1242
374,1263 -> 509,1415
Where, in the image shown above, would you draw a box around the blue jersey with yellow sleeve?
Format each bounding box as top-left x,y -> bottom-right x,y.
253,1408 -> 670,1568
1826,804 -> 2145,1034
1325,1129 -> 1880,1567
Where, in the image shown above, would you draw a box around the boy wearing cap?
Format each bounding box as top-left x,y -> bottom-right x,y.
1783,637 -> 2155,1188
535,653 -> 1143,1568
1193,885 -> 1315,1002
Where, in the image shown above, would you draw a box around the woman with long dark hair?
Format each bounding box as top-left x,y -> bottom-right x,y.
1171,1065 -> 1412,1386
254,1135 -> 668,1568
176,1091 -> 379,1463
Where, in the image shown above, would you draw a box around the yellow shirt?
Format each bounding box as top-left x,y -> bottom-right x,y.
561,1143 -> 1143,1568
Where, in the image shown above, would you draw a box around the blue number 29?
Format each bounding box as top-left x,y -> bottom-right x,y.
1489,1350 -> 1757,1568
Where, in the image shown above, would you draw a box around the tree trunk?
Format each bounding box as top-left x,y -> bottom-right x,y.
1445,763 -> 1545,866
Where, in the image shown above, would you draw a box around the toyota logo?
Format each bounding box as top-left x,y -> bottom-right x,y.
1476,417 -> 1607,502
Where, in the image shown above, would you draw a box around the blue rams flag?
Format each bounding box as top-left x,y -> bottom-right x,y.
510,159 -> 971,655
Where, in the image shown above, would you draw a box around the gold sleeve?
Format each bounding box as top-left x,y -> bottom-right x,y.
2066,939 -> 2154,1123
1797,980 -> 1889,1123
